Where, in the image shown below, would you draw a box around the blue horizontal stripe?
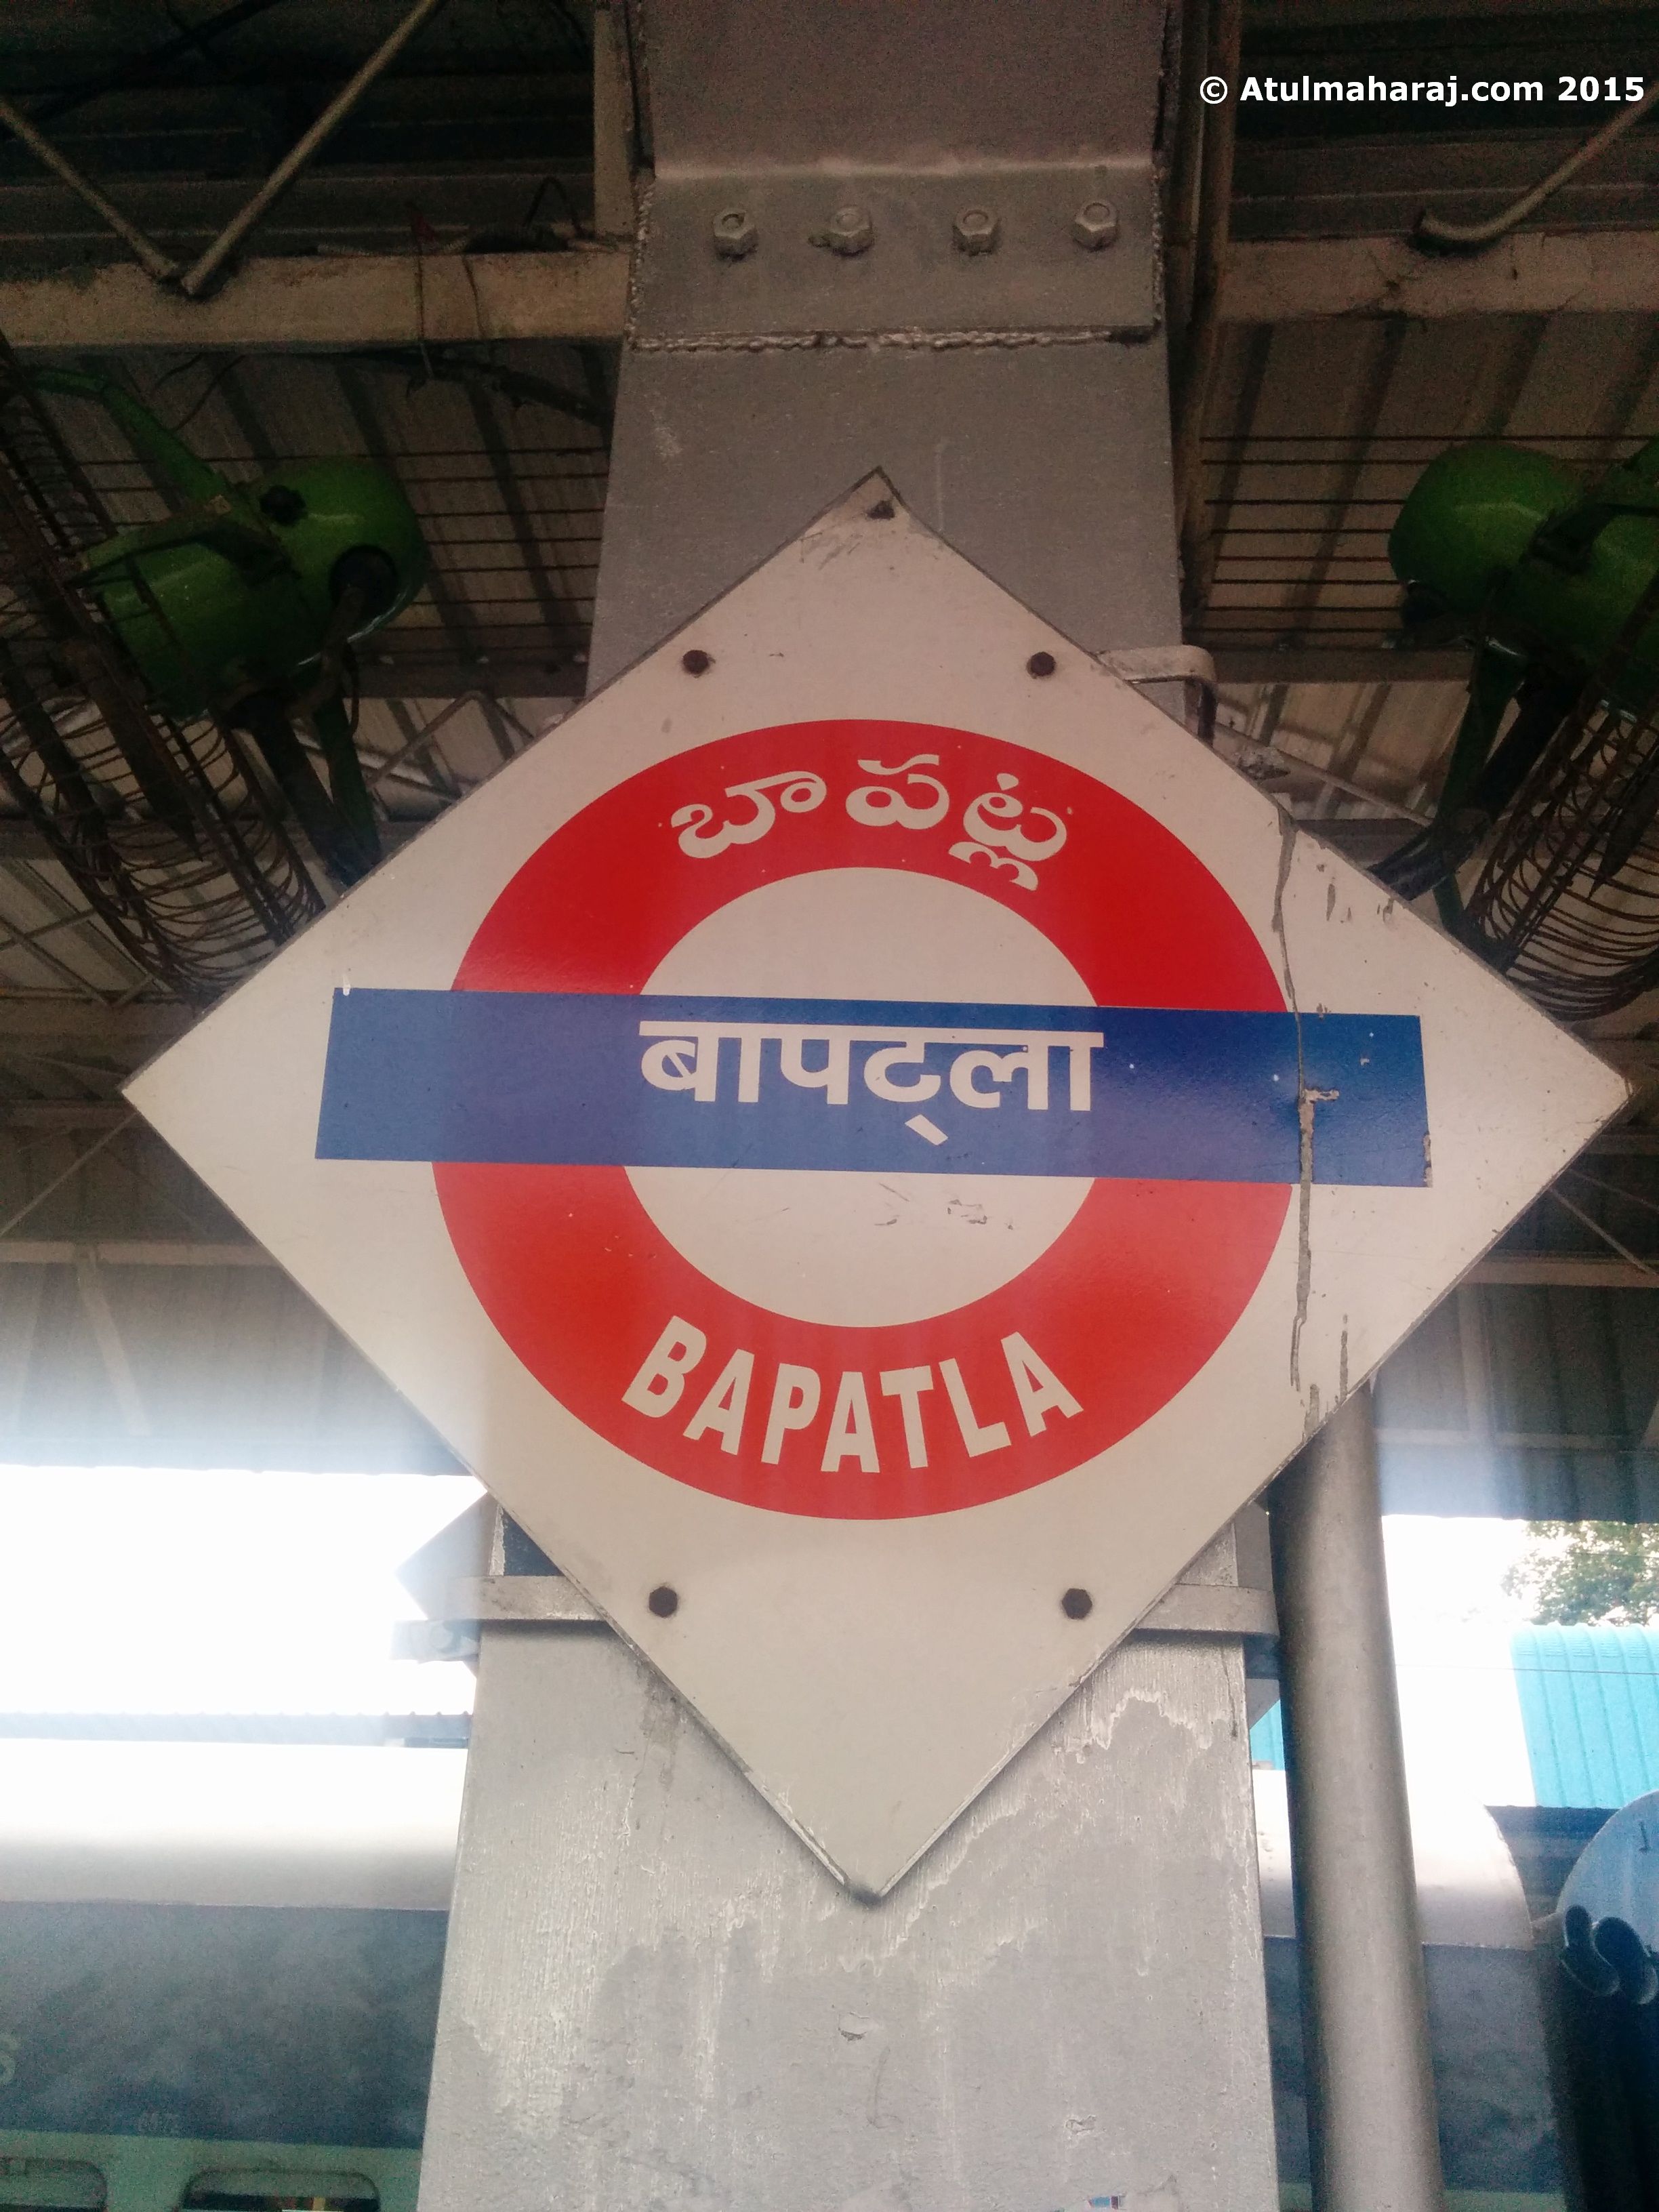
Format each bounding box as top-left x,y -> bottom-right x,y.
315,990 -> 1428,1186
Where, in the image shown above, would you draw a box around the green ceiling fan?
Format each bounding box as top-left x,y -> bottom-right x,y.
1380,434 -> 1659,1019
0,334 -> 428,994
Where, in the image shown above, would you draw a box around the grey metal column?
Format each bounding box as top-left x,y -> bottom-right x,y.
586,0 -> 1181,684
417,6 -> 1281,2207
419,1533 -> 1278,2212
1271,1386 -> 1447,2212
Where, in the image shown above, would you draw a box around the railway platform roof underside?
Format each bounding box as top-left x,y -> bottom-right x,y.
0,0 -> 1654,1499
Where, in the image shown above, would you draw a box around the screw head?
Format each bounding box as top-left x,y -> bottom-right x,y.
952,205 -> 1000,255
681,648 -> 712,675
813,204 -> 874,256
712,207 -> 758,260
1027,650 -> 1057,678
1072,199 -> 1120,250
1061,1587 -> 1094,1619
867,496 -> 895,520
649,1584 -> 680,1618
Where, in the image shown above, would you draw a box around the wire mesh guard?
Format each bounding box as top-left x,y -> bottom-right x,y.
0,344 -> 319,998
1464,676 -> 1659,1023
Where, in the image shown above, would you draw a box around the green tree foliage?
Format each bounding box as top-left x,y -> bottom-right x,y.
1502,1521 -> 1659,1626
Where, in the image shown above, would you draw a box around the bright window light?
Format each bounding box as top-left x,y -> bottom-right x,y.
0,1466 -> 482,1717
1252,1516 -> 1540,1810
1385,1514 -> 1537,1807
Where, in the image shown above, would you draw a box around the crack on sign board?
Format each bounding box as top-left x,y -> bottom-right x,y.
1302,1378 -> 1323,1440
1294,1076 -> 1340,1396
1271,813 -> 1345,1404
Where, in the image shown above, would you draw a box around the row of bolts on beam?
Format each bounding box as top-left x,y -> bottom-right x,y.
711,200 -> 1122,260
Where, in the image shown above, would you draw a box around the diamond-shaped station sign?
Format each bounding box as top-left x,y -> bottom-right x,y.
127,476 -> 1628,1896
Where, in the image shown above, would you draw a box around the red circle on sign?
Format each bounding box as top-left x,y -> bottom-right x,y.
436,722 -> 1291,1519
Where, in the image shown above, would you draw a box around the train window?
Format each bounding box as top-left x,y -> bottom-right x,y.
180,2174 -> 377,2211
0,2158 -> 106,2209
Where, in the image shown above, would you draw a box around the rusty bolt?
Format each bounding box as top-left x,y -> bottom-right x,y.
649,1584 -> 680,1618
1061,1587 -> 1094,1619
681,648 -> 712,675
952,205 -> 1000,255
1027,650 -> 1057,678
812,205 -> 874,257
712,207 -> 758,260
1072,199 -> 1120,250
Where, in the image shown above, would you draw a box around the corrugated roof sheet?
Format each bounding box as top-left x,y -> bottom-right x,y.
1513,1623 -> 1659,1807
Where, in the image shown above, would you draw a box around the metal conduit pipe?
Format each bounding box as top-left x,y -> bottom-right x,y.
0,0 -> 453,301
1416,78 -> 1659,250
1269,1385 -> 1448,2212
0,93 -> 180,284
178,0 -> 455,298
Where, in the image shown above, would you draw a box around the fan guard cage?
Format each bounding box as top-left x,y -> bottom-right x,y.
0,338 -> 321,999
1464,676 -> 1659,1022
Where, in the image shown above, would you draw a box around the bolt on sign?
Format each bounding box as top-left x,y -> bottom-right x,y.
128,476 -> 1628,1896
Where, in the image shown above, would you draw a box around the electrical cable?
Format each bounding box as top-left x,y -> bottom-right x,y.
1416,79 -> 1659,251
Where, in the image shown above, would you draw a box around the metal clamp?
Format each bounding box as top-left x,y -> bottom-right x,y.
1098,644 -> 1218,743
395,1568 -> 1277,1664
1097,644 -> 1216,688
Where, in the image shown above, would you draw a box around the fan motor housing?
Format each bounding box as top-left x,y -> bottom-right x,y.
87,457 -> 429,718
1389,441 -> 1659,710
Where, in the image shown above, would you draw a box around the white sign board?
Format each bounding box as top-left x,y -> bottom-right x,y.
127,477 -> 1628,1896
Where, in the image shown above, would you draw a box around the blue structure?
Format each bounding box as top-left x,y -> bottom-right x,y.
1254,1626 -> 1659,1801
1513,1624 -> 1659,1807
1250,1703 -> 1286,1769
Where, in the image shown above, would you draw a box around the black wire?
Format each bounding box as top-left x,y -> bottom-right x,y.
523,173 -> 584,236
350,346 -> 609,431
166,354 -> 247,435
148,352 -> 211,394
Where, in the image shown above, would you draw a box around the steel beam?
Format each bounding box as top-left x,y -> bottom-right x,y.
0,999 -> 192,1052
0,816 -> 438,865
1469,1254 -> 1659,1288
0,1101 -> 129,1129
0,247 -> 630,352
1,228 -> 1651,354
435,1564 -> 1279,1639
1223,228 -> 1659,323
0,1238 -> 269,1265
1212,647 -> 1470,686
1584,1131 -> 1659,1156
352,651 -> 581,702
591,346 -> 1183,686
